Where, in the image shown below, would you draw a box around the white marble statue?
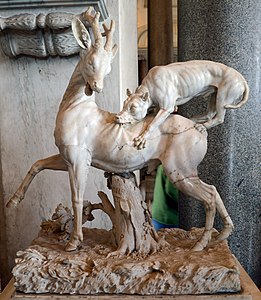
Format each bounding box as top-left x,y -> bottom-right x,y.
7,109 -> 234,253
115,60 -> 249,149
71,7 -> 118,95
6,10 -> 235,254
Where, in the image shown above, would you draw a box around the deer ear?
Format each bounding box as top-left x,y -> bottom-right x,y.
142,92 -> 149,101
112,44 -> 118,58
72,18 -> 92,50
126,88 -> 132,96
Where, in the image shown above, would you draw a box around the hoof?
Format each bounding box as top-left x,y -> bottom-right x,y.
191,241 -> 206,252
65,242 -> 78,252
65,239 -> 80,252
106,250 -> 124,259
6,195 -> 22,208
213,225 -> 234,242
214,231 -> 230,242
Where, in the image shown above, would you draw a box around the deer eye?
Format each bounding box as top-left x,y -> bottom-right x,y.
88,60 -> 95,68
87,60 -> 96,72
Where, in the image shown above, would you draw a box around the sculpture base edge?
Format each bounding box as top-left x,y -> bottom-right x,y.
12,227 -> 241,295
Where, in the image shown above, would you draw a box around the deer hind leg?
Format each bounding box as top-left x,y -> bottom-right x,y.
6,154 -> 67,208
174,176 -> 218,251
62,146 -> 91,252
213,193 -> 234,242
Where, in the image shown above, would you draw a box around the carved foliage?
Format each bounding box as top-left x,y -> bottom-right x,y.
0,11 -> 91,57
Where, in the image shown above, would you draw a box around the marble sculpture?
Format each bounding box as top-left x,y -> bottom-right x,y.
6,7 -> 248,294
115,61 -> 249,149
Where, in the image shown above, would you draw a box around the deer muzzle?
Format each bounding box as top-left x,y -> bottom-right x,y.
91,80 -> 103,93
85,81 -> 103,96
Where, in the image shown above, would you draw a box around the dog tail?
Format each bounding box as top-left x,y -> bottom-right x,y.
224,79 -> 249,109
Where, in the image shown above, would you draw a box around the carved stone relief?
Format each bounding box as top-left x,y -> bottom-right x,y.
0,0 -> 107,12
0,0 -> 108,58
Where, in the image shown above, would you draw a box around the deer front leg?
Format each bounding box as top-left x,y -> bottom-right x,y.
6,154 -> 67,208
64,146 -> 91,251
134,108 -> 170,150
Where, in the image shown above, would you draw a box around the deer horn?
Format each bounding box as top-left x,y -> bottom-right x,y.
102,20 -> 115,51
83,7 -> 102,47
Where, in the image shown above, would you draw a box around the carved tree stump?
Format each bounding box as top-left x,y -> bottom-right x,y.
84,173 -> 161,257
42,172 -> 163,256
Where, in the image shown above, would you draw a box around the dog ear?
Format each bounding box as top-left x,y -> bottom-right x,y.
126,88 -> 132,97
142,92 -> 149,101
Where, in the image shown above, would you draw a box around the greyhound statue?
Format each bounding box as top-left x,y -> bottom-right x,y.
115,61 -> 249,149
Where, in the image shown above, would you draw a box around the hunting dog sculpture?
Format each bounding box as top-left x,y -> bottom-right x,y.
7,11 -> 234,253
115,60 -> 249,149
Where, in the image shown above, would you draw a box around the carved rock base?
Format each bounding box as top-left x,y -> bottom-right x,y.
13,227 -> 241,295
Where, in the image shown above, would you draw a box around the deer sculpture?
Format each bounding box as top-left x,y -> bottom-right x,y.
71,7 -> 118,96
6,8 -> 234,253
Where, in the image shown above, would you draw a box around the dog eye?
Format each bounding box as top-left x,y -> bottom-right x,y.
130,105 -> 137,113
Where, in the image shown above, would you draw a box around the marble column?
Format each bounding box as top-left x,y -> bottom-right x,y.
148,0 -> 173,68
143,0 -> 173,204
178,1 -> 261,286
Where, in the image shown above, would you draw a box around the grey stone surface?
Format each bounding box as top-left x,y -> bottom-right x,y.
178,1 -> 261,287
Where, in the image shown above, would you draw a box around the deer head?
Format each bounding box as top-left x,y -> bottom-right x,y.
72,7 -> 118,96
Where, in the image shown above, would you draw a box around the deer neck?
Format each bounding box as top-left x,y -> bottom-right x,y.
59,62 -> 93,110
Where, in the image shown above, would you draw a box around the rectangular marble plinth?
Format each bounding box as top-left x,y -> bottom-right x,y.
10,228 -> 243,295
8,294 -> 255,300
3,227 -> 261,299
1,263 -> 260,300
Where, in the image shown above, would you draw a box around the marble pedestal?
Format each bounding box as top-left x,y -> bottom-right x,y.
10,227 -> 242,295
